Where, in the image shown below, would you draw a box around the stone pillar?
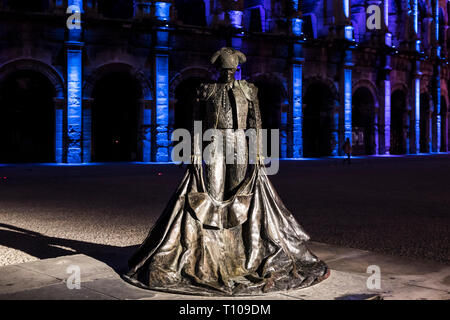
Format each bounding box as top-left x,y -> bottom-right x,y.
66,0 -> 84,163
432,65 -> 441,152
341,56 -> 353,153
334,0 -> 354,155
443,111 -> 449,152
54,98 -> 65,163
289,15 -> 304,158
153,1 -> 171,162
82,98 -> 92,162
432,0 -> 442,152
139,99 -> 152,162
380,73 -> 391,154
409,2 -> 421,154
332,107 -> 340,156
334,0 -> 353,41
411,65 -> 421,154
379,0 -> 392,155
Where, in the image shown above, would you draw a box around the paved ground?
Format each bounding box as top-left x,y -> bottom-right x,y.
0,154 -> 449,267
0,241 -> 448,300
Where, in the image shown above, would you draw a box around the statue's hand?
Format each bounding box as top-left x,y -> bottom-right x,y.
257,154 -> 265,166
190,154 -> 202,167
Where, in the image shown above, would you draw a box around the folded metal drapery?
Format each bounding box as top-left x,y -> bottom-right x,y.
123,164 -> 329,296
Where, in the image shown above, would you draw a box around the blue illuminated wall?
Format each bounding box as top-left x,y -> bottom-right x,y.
67,49 -> 83,163
55,99 -> 64,163
291,64 -> 302,158
383,80 -> 391,154
414,77 -> 421,153
155,54 -> 170,162
142,106 -> 152,162
343,68 -> 352,143
66,0 -> 84,163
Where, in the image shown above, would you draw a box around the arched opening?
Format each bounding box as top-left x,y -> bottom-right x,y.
173,77 -> 206,131
303,82 -> 335,157
91,71 -> 141,162
391,90 -> 407,154
352,87 -> 376,155
253,78 -> 285,157
0,70 -> 55,163
420,92 -> 432,153
174,0 -> 206,26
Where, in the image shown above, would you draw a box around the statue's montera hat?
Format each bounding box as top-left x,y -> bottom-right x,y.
210,47 -> 247,69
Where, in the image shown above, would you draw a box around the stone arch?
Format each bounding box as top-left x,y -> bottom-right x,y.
169,67 -> 213,132
83,62 -> 152,100
84,62 -> 152,162
391,82 -> 411,108
169,67 -> 213,100
303,76 -> 339,102
303,77 -> 339,157
249,73 -> 289,157
249,73 -> 288,99
352,79 -> 380,109
0,59 -> 65,98
352,81 -> 380,155
0,59 -> 64,162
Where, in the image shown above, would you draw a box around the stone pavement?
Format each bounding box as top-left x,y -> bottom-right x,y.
0,241 -> 448,300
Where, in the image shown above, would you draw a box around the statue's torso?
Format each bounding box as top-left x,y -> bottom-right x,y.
198,80 -> 256,130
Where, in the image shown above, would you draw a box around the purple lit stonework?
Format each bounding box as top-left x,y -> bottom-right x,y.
0,0 -> 449,164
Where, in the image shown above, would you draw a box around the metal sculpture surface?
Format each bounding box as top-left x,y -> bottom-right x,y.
123,48 -> 329,296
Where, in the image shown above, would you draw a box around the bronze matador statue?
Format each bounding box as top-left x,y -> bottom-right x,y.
123,48 -> 329,296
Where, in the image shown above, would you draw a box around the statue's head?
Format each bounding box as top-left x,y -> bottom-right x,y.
210,47 -> 246,83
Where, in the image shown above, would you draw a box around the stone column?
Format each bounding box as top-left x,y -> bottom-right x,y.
332,106 -> 340,156
443,111 -> 449,151
379,0 -> 392,155
409,2 -> 421,154
152,1 -> 171,162
411,65 -> 421,154
289,13 -> 304,158
139,99 -> 152,162
54,97 -> 65,163
432,0 -> 442,152
82,98 -> 92,162
66,0 -> 84,163
380,68 -> 392,155
334,0 -> 354,155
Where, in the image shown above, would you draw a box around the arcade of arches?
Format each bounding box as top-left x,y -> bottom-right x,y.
1,63 -> 449,163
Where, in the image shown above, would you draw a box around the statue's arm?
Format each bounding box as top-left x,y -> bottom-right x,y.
247,83 -> 264,161
191,84 -> 205,163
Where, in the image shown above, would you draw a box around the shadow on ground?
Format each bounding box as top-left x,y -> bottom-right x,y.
0,223 -> 137,274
